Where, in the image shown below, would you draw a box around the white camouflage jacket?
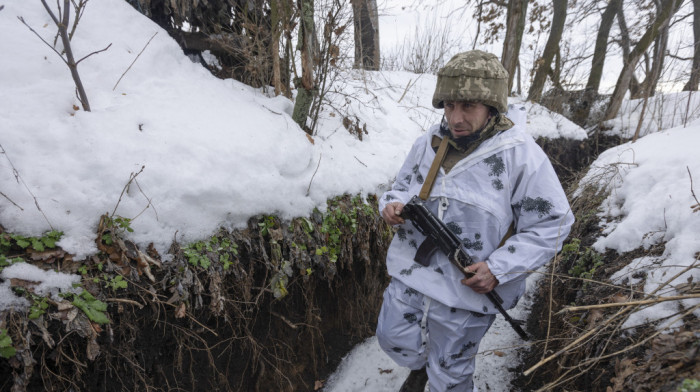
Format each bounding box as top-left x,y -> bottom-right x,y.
379,121 -> 574,314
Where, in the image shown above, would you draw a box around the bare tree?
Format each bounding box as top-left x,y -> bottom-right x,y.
351,0 -> 380,70
683,0 -> 700,90
19,0 -> 109,112
292,0 -> 317,133
603,0 -> 683,121
501,0 -> 529,94
569,0 -> 622,125
587,0 -> 622,93
634,0 -> 671,98
527,0 -> 568,102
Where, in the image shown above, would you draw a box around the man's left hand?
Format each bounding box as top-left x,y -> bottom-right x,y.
461,261 -> 498,293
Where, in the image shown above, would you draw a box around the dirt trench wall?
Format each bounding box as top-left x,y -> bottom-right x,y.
0,195 -> 393,392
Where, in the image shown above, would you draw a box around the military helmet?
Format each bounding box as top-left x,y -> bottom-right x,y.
432,50 -> 509,113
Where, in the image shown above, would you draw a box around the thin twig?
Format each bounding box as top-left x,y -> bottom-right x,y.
131,178 -> 159,221
270,311 -> 299,329
0,191 -> 23,211
523,306 -> 629,376
306,153 -> 322,196
111,166 -> 146,218
17,16 -> 68,65
397,78 -> 416,103
688,166 -> 700,212
556,293 -> 700,314
0,143 -> 53,229
576,303 -> 700,368
105,298 -> 144,309
354,156 -> 367,167
76,43 -> 112,65
113,31 -> 158,91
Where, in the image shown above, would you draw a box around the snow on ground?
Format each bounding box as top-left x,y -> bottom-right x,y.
603,92 -> 700,139
0,0 -> 583,308
577,121 -> 700,329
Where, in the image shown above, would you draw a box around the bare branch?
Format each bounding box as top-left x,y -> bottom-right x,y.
111,166 -> 146,218
0,143 -> 53,229
75,42 -> 112,65
689,166 -> 700,212
306,153 -> 322,196
17,16 -> 69,65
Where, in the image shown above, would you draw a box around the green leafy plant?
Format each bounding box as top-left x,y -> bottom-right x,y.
1,230 -> 63,252
68,290 -> 110,324
0,255 -> 22,274
183,233 -> 238,270
563,239 -> 603,288
258,216 -> 277,237
28,295 -> 49,319
679,379 -> 700,392
101,215 -> 135,245
270,260 -> 294,299
104,274 -> 128,291
0,329 -> 16,359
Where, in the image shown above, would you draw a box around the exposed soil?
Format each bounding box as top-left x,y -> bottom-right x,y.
0,195 -> 393,392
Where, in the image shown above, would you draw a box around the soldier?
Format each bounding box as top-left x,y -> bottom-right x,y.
376,50 -> 574,391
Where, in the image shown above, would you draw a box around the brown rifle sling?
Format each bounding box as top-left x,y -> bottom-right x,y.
417,135 -> 516,247
418,136 -> 449,201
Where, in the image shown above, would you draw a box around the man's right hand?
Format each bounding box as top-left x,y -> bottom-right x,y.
382,202 -> 405,225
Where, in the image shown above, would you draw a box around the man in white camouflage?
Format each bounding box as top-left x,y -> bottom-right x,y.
376,50 -> 574,391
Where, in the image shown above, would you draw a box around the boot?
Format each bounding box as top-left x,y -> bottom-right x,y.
399,367 -> 428,392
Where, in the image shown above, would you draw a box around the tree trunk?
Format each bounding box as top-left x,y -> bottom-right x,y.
647,19 -> 669,96
292,0 -> 316,134
501,0 -> 528,94
603,0 -> 682,121
684,0 -> 700,91
527,0 -> 568,102
573,0 -> 621,125
351,0 -> 380,70
616,3 -> 642,98
586,0 -> 621,92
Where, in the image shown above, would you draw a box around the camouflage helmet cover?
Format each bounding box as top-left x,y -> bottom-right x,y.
432,50 -> 509,113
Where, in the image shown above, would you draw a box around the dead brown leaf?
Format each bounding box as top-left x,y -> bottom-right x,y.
609,292 -> 630,303
493,350 -> 506,357
586,309 -> 604,330
175,302 -> 186,319
609,358 -> 637,392
9,278 -> 39,290
314,380 -> 324,390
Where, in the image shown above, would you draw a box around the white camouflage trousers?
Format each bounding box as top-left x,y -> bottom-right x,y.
376,279 -> 495,392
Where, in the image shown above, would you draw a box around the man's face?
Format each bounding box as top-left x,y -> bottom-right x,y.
444,101 -> 491,139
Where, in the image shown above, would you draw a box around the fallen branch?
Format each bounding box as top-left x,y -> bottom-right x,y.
556,293 -> 700,314
0,191 -> 23,211
113,31 -> 158,91
523,307 -> 630,376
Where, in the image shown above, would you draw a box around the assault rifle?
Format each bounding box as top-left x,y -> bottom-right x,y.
400,195 -> 529,340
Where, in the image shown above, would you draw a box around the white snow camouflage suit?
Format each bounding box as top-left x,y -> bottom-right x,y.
376,117 -> 574,391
